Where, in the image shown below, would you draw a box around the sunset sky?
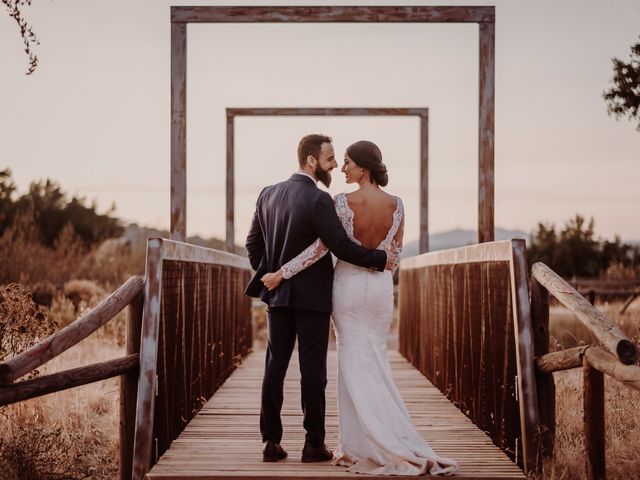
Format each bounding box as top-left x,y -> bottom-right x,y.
2,0 -> 640,244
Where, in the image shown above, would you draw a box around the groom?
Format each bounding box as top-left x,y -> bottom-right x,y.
245,134 -> 394,462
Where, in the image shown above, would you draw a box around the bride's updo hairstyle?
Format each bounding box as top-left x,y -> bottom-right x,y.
346,140 -> 388,187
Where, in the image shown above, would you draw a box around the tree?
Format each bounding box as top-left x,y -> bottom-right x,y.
528,214 -> 639,278
0,170 -> 123,248
604,37 -> 640,131
2,0 -> 39,75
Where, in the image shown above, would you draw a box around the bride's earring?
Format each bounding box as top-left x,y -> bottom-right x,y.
359,169 -> 364,180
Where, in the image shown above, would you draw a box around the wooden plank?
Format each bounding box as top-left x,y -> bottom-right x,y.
583,359 -> 605,480
0,276 -> 144,384
0,354 -> 138,406
121,293 -> 144,480
530,277 -> 555,458
159,237 -> 251,269
532,262 -> 637,365
226,111 -> 235,253
478,21 -> 495,244
400,239 -> 514,270
509,240 -> 540,474
171,21 -> 187,241
171,6 -> 496,24
419,112 -> 429,253
536,346 -> 590,374
146,349 -> 524,479
133,239 -> 164,480
226,107 -> 428,117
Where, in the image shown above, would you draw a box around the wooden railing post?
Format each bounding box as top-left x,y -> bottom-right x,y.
583,358 -> 605,480
120,293 -> 143,480
531,277 -> 555,459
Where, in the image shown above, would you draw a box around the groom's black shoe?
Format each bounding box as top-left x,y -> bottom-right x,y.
301,440 -> 333,462
263,440 -> 288,462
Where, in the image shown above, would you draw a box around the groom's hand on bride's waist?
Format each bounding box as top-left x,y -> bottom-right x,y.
261,269 -> 285,291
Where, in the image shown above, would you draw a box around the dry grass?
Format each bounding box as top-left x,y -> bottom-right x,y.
0,335 -> 123,479
0,233 -> 130,477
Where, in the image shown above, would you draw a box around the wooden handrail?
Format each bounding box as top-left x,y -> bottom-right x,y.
584,346 -> 640,390
531,263 -> 637,365
532,263 -> 640,480
0,354 -> 139,406
0,275 -> 144,384
536,345 -> 591,374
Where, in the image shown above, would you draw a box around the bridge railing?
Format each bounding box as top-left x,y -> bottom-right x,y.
0,238 -> 253,480
130,238 -> 252,480
0,275 -> 145,480
398,239 -> 540,474
531,262 -> 639,480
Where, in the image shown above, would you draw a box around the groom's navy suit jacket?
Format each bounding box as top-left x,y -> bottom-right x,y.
245,174 -> 387,313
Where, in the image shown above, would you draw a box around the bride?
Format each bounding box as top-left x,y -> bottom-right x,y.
261,140 -> 459,476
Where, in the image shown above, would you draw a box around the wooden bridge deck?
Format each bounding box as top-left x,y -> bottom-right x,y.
146,349 -> 525,479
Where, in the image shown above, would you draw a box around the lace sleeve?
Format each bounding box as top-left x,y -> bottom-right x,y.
388,201 -> 405,275
281,238 -> 329,279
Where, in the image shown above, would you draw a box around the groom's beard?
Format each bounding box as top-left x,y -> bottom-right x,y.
315,164 -> 332,188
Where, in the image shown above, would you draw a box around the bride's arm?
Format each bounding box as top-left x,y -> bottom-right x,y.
261,238 -> 329,291
387,209 -> 405,275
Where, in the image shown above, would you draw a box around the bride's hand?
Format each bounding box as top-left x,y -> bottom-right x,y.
384,244 -> 397,271
261,269 -> 285,291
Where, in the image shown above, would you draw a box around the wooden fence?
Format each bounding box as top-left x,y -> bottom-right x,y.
532,262 -> 640,480
0,238 -> 253,480
398,239 -> 540,474
130,238 -> 252,480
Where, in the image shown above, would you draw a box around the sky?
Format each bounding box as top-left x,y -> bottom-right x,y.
2,0 -> 640,244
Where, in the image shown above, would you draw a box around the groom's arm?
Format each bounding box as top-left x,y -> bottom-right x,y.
246,208 -> 265,272
311,192 -> 386,272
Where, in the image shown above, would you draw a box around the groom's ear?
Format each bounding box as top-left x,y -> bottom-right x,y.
306,155 -> 317,168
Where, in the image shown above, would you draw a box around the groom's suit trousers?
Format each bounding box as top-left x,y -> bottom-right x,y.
260,306 -> 330,447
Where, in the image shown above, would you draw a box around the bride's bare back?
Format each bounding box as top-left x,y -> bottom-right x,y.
345,189 -> 398,249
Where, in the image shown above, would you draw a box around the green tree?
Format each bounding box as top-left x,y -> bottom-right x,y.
528,214 -> 639,278
604,36 -> 640,131
555,215 -> 599,277
0,170 -> 123,248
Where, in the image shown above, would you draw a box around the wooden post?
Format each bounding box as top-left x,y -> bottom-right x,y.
120,294 -> 143,480
531,277 -> 555,459
132,239 -> 164,480
478,21 -> 495,244
583,358 -> 605,480
419,112 -> 429,253
225,111 -> 235,253
509,239 -> 540,474
171,21 -> 187,242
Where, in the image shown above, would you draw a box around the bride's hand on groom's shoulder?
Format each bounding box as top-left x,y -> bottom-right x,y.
261,269 -> 285,291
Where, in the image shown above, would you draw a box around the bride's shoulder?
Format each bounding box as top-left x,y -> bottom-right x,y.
332,192 -> 347,202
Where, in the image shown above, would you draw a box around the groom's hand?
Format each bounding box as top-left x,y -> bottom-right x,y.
261,269 -> 285,291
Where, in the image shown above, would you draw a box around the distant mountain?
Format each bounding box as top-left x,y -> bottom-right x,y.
122,223 -> 247,256
402,228 -> 530,258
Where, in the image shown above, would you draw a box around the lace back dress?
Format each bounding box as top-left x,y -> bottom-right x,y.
282,193 -> 458,476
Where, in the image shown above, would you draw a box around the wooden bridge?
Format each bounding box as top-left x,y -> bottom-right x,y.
2,7 -> 639,478
2,237 -> 639,480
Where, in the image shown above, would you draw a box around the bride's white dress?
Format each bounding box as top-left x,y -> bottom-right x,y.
281,193 -> 459,476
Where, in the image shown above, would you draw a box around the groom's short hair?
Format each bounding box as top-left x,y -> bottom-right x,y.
297,134 -> 332,166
